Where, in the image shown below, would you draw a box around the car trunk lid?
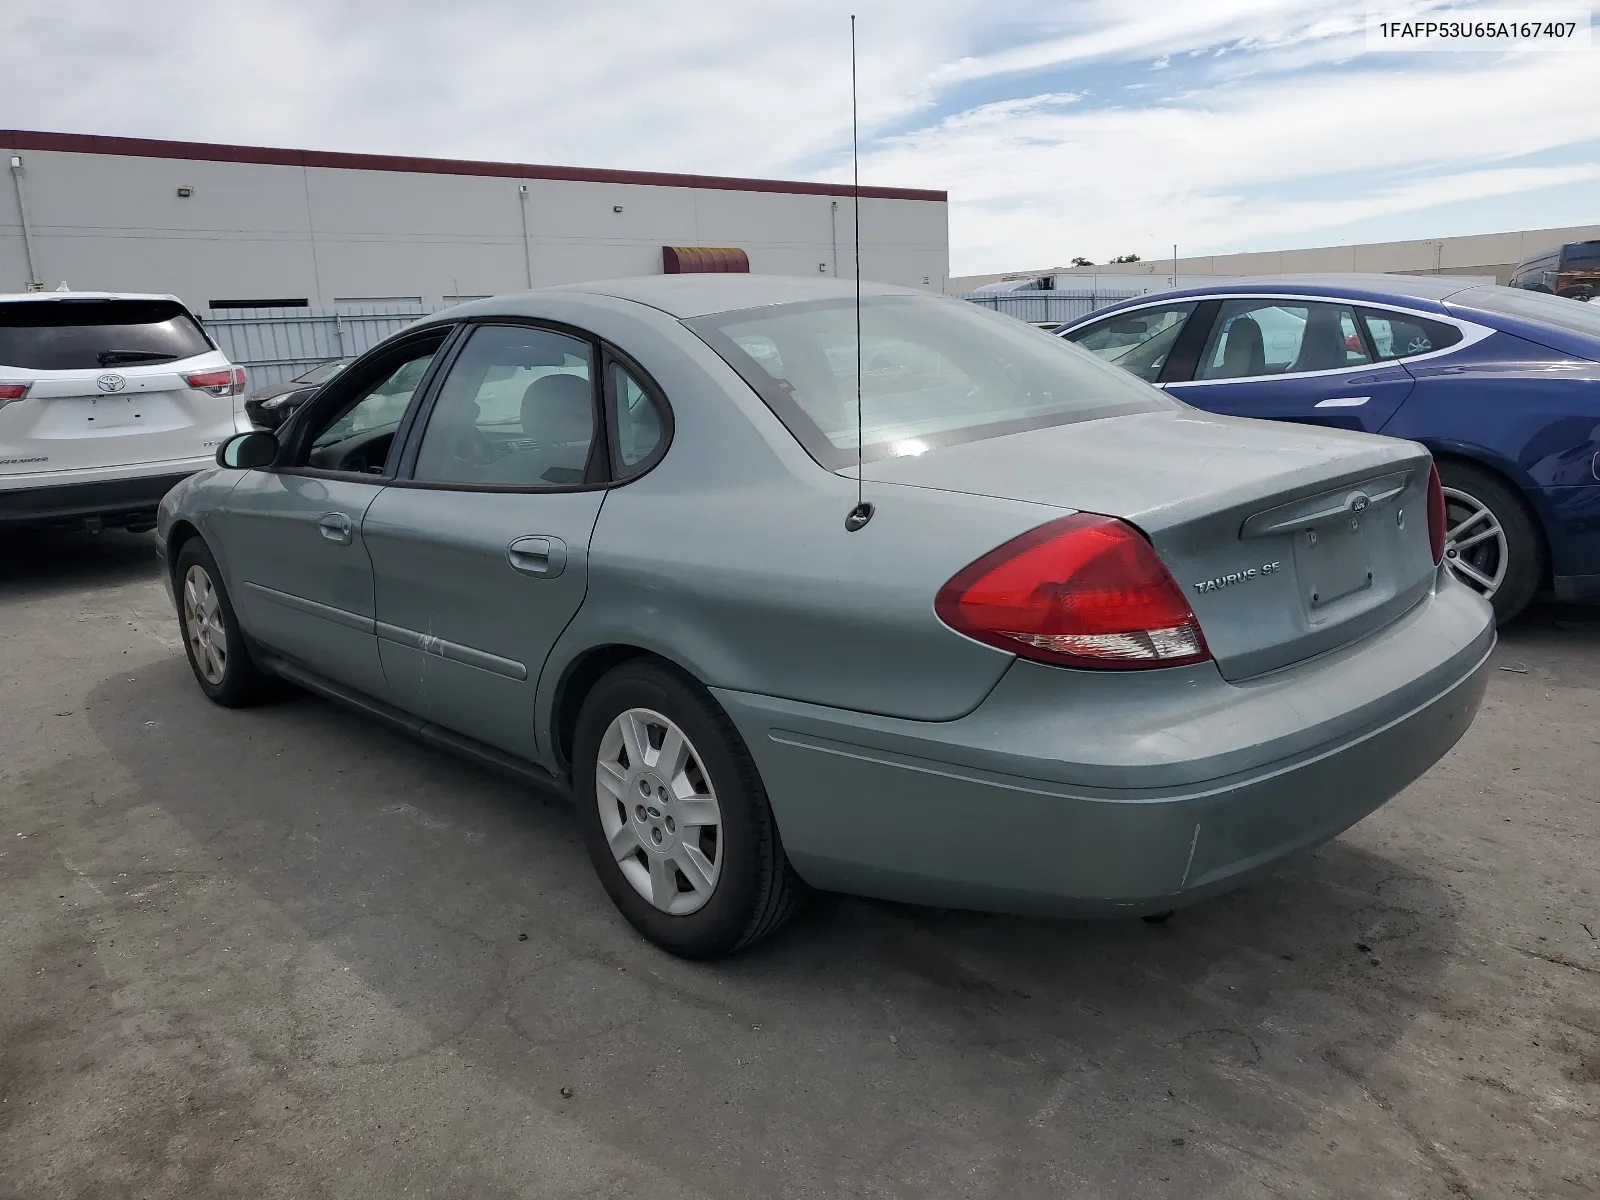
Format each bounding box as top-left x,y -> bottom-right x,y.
0,359 -> 239,475
859,408 -> 1439,680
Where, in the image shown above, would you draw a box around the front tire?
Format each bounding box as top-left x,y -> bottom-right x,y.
572,660 -> 804,958
174,539 -> 271,707
1435,461 -> 1544,624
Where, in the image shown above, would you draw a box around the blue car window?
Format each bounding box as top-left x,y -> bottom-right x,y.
1197,299 -> 1370,380
1062,303 -> 1196,382
1359,309 -> 1463,360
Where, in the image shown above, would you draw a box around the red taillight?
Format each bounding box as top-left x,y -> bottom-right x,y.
1426,463 -> 1447,566
0,381 -> 30,407
935,514 -> 1212,670
184,368 -> 244,397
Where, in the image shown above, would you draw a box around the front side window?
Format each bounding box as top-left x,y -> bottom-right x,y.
303,340 -> 442,474
1062,303 -> 1196,382
688,296 -> 1172,470
0,299 -> 212,370
1359,309 -> 1463,360
411,324 -> 596,488
1196,299 -> 1370,380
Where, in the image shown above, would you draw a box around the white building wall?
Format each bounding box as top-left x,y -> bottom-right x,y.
0,135 -> 950,313
951,222 -> 1600,294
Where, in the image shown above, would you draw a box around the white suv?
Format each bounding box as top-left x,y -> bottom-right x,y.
0,291 -> 248,532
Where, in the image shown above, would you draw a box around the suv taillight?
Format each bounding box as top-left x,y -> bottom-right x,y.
935,514 -> 1211,670
184,368 -> 246,397
0,381 -> 30,409
1426,463 -> 1447,566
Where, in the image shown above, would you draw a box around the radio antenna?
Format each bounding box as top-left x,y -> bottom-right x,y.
845,13 -> 874,533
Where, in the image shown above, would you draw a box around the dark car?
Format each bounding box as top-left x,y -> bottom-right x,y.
243,357 -> 351,429
1509,240 -> 1600,302
1057,275 -> 1600,622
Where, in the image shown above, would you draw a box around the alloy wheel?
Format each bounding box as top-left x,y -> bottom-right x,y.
594,707 -> 723,916
1440,486 -> 1508,600
182,564 -> 228,685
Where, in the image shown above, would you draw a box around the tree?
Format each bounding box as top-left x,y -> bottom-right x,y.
1109,253 -> 1141,264
1070,256 -> 1094,267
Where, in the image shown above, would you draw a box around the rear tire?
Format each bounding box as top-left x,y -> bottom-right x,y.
1435,461 -> 1543,625
572,660 -> 805,958
174,539 -> 272,707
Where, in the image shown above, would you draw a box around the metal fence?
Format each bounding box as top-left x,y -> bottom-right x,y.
959,289 -> 1139,326
200,302 -> 434,388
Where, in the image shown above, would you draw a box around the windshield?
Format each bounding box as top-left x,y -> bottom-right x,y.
294,358 -> 352,386
687,296 -> 1173,469
0,299 -> 212,370
1453,285 -> 1600,337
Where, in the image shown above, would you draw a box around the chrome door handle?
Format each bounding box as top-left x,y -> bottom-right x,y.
507,535 -> 566,578
317,512 -> 353,545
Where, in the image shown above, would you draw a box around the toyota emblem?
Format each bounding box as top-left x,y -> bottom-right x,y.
1348,492 -> 1371,513
96,373 -> 127,393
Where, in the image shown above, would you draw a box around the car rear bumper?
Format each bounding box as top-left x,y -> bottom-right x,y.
715,576 -> 1494,916
0,464 -> 207,528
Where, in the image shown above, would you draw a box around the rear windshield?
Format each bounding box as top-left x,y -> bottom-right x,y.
686,295 -> 1173,469
1452,285 -> 1600,338
0,299 -> 213,370
294,357 -> 351,386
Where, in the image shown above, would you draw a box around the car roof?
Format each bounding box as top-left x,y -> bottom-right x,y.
1069,273 -> 1484,322
0,290 -> 185,305
514,273 -> 928,319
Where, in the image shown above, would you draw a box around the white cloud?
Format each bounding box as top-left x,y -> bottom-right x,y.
863,50 -> 1600,271
2,0 -> 1597,276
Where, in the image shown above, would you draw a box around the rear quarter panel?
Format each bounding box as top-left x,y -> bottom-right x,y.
1378,331 -> 1600,578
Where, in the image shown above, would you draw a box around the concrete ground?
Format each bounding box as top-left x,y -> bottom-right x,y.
0,529 -> 1595,1200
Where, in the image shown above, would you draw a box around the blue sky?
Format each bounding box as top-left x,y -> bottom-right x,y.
4,0 -> 1597,274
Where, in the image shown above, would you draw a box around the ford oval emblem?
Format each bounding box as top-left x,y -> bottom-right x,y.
96,373 -> 127,393
1348,491 -> 1371,513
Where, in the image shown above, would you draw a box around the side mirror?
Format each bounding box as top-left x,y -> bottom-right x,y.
216,430 -> 278,470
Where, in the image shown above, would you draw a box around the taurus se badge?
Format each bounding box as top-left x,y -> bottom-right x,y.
1193,560 -> 1282,594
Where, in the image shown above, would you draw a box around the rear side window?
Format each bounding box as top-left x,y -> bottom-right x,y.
688,295 -> 1172,470
0,299 -> 213,370
608,360 -> 665,473
1359,309 -> 1463,360
1196,299 -> 1370,380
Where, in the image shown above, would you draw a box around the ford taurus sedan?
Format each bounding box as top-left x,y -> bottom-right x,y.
1058,275 -> 1600,623
156,275 -> 1494,958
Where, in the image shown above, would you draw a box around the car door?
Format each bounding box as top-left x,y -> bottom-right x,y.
360,322 -> 614,761
1162,297 -> 1415,432
216,328 -> 453,697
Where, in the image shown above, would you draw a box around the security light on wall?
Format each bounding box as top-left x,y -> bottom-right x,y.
613,205 -> 624,213
176,186 -> 194,198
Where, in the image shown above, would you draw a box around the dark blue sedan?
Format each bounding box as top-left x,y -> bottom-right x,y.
1057,275 -> 1600,622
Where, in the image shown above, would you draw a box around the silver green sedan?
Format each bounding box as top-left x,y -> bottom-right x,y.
155,276 -> 1495,958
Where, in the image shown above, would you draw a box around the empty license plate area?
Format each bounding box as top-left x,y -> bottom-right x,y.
1294,515 -> 1372,610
